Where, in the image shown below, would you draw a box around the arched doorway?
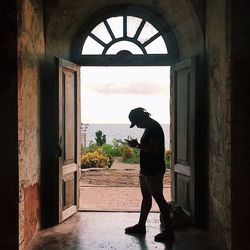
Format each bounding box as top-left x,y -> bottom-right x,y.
75,6 -> 175,214
66,5 -> 199,223
44,3 -> 204,227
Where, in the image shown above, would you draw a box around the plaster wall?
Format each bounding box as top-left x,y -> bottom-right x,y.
17,0 -> 45,249
206,0 -> 231,249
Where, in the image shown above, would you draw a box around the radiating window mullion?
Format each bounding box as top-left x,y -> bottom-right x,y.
104,20 -> 115,40
134,19 -> 146,40
123,15 -> 127,37
143,32 -> 161,47
82,15 -> 169,56
89,33 -> 106,47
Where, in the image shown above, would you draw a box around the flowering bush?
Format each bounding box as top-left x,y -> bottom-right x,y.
81,138 -> 141,167
120,144 -> 134,161
165,149 -> 171,158
81,148 -> 111,169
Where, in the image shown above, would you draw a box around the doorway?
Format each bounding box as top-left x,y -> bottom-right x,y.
79,66 -> 171,212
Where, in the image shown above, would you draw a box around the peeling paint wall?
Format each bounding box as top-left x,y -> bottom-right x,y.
206,0 -> 231,249
17,0 -> 45,249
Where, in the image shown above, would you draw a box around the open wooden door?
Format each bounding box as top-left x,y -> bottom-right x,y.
170,57 -> 197,223
55,57 -> 81,223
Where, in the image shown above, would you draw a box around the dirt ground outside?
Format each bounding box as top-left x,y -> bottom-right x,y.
79,157 -> 171,211
80,157 -> 171,187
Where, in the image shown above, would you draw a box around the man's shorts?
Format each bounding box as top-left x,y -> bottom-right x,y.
139,173 -> 164,194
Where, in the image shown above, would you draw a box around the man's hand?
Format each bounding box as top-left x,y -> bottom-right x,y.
125,139 -> 139,148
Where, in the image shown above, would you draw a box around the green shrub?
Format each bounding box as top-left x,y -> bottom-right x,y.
101,143 -> 119,157
95,130 -> 106,146
100,144 -> 114,167
165,149 -> 171,169
86,143 -> 99,153
82,137 -> 171,168
82,137 -> 142,167
81,148 -> 110,169
119,144 -> 139,164
123,148 -> 140,164
110,139 -> 124,156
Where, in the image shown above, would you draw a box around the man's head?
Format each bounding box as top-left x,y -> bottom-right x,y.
129,107 -> 151,128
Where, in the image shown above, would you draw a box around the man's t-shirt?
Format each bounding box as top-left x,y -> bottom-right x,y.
139,120 -> 166,175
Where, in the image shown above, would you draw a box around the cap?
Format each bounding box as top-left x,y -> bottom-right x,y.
128,107 -> 150,128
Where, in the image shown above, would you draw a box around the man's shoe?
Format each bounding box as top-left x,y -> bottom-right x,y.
125,224 -> 146,235
154,230 -> 174,242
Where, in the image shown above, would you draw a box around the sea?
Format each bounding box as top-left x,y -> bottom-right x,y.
82,124 -> 170,149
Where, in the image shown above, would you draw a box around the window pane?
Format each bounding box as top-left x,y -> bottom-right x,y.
91,22 -> 112,44
106,41 -> 143,55
127,16 -> 142,38
138,21 -> 158,44
107,16 -> 123,38
145,36 -> 168,54
82,36 -> 104,55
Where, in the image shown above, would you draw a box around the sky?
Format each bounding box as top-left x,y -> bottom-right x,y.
80,66 -> 170,124
80,16 -> 171,124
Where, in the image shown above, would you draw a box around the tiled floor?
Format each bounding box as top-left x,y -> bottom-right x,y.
28,212 -> 222,250
29,166 -> 221,250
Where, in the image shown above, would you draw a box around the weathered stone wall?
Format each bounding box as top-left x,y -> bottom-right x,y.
230,1 -> 250,249
206,0 -> 231,249
0,1 -> 19,249
17,0 -> 45,249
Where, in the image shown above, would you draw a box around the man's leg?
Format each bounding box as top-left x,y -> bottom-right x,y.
152,191 -> 174,241
138,189 -> 152,226
125,175 -> 152,234
152,192 -> 172,230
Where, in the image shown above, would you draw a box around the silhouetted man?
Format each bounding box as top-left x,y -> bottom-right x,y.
125,107 -> 174,242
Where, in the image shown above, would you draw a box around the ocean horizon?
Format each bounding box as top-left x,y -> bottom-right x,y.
82,123 -> 170,149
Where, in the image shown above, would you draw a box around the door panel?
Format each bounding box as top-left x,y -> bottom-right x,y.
171,58 -> 196,221
56,57 -> 81,223
176,174 -> 190,211
63,71 -> 76,164
176,68 -> 190,164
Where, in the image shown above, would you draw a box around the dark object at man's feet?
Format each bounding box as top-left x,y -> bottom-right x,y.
154,230 -> 174,242
125,224 -> 146,235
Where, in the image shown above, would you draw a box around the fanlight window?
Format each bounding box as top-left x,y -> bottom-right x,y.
82,15 -> 168,55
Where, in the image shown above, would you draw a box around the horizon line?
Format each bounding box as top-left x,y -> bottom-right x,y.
81,122 -> 170,125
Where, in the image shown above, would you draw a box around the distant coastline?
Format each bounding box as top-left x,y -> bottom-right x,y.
82,123 -> 170,149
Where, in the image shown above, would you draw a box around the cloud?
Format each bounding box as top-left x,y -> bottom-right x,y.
88,81 -> 169,95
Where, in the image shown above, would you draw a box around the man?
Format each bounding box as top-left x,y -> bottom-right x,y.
125,107 -> 174,241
